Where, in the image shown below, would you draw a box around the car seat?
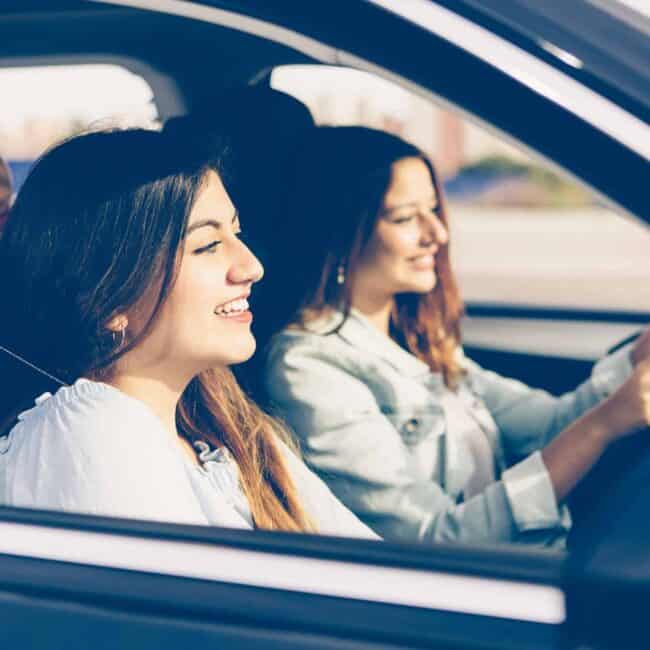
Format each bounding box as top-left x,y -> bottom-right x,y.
164,84 -> 316,401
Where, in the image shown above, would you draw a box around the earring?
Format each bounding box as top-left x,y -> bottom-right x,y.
112,327 -> 126,349
107,314 -> 128,349
336,264 -> 345,285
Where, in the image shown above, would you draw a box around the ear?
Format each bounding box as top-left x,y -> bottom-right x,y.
106,314 -> 129,333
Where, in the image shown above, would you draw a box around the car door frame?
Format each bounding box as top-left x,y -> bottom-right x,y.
0,505 -> 566,649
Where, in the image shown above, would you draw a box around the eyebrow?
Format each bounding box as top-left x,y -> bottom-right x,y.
382,193 -> 438,214
185,209 -> 239,235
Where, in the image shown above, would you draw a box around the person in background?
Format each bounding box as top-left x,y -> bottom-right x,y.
261,126 -> 650,548
0,154 -> 13,233
0,127 -> 374,539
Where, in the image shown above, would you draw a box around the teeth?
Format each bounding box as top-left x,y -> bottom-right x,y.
215,298 -> 249,316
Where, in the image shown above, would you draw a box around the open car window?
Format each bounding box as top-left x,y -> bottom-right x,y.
0,63 -> 158,193
272,64 -> 650,317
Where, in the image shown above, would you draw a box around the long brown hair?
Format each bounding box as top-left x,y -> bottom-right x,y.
261,126 -> 464,388
0,128 -> 312,531
178,369 -> 310,531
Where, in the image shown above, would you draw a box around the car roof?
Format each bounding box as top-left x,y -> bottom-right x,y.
4,1 -> 649,122
447,0 -> 650,120
0,1 -> 310,108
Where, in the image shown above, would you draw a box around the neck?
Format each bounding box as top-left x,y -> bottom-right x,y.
351,289 -> 395,336
108,370 -> 189,440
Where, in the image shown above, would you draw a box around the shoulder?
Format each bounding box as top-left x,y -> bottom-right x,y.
265,323 -> 358,377
265,327 -> 369,396
10,379 -> 165,457
3,380 -> 197,520
453,345 -> 491,387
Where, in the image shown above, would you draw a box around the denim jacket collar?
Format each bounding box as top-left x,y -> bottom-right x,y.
305,308 -> 433,380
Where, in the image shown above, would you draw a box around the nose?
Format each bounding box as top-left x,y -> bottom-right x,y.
226,237 -> 264,286
420,210 -> 448,247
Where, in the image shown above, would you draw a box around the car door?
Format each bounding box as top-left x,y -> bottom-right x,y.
0,1 -> 648,648
0,506 -> 565,650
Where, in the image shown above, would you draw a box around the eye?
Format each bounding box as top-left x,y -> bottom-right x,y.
193,240 -> 220,255
390,215 -> 416,225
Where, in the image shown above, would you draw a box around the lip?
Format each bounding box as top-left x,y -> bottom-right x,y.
213,292 -> 253,324
409,253 -> 437,270
217,311 -> 253,324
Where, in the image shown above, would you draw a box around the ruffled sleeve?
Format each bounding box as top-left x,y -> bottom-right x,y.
1,379 -> 208,525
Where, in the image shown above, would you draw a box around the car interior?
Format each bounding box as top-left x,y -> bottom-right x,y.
2,0 -> 649,547
1,1 -> 649,648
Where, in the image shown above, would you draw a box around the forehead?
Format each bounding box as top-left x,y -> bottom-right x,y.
383,157 -> 435,205
187,169 -> 233,224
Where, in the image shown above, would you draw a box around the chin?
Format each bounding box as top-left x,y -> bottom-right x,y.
202,335 -> 257,368
226,337 -> 257,365
401,270 -> 437,294
405,279 -> 437,294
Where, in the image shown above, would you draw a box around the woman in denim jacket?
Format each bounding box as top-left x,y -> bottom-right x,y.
262,126 -> 650,548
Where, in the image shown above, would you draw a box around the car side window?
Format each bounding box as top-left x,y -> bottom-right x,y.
0,63 -> 158,193
271,64 -> 650,314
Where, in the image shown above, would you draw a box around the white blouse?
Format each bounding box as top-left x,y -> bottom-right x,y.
0,379 -> 376,539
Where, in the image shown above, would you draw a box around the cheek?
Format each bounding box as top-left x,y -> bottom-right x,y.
166,261 -> 224,325
374,227 -> 417,263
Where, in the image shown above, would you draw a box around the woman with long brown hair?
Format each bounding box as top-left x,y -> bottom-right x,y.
0,127 -> 373,537
262,126 -> 650,547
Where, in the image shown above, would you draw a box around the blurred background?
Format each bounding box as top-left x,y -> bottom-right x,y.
1,43 -> 648,313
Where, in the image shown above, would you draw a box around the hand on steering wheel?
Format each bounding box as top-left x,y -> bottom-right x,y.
601,360 -> 650,439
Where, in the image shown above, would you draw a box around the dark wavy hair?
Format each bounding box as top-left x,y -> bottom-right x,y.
260,126 -> 464,387
0,128 -> 312,531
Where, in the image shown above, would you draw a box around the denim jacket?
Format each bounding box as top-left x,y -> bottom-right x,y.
264,309 -> 633,547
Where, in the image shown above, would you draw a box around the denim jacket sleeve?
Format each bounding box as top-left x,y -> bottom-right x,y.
266,334 -> 634,546
267,334 -> 538,545
461,342 -> 634,461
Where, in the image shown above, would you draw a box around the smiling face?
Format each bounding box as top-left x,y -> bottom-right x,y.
351,157 -> 448,306
119,170 -> 264,379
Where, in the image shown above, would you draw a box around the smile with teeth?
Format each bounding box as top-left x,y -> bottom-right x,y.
410,253 -> 436,269
214,297 -> 250,317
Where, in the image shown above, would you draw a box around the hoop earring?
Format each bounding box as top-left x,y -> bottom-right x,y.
112,328 -> 126,349
336,264 -> 345,285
